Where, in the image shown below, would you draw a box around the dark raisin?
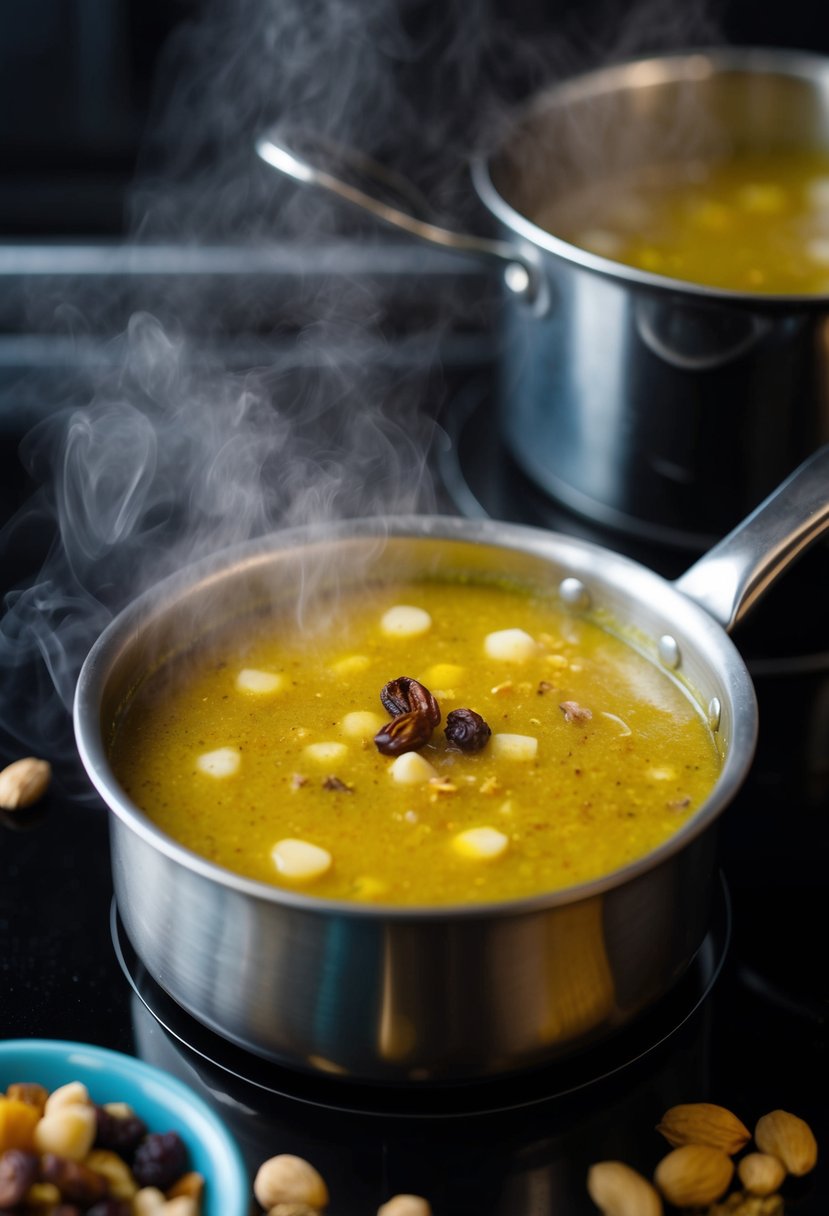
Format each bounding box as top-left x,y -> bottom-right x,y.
94,1105 -> 147,1157
0,1148 -> 38,1207
445,708 -> 492,753
132,1131 -> 188,1190
40,1154 -> 108,1204
380,677 -> 440,726
374,710 -> 434,756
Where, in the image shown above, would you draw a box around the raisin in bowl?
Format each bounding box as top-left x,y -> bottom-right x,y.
0,1040 -> 249,1216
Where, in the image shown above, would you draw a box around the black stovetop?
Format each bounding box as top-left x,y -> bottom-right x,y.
1,374 -> 827,1216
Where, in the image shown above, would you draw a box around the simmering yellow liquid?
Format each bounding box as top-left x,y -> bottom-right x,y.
535,150 -> 829,293
110,579 -> 721,906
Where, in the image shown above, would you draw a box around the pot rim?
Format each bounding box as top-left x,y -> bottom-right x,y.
471,44 -> 829,308
73,514 -> 757,922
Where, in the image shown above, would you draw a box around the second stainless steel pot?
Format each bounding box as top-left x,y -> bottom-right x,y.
257,47 -> 829,550
73,448 -> 828,1082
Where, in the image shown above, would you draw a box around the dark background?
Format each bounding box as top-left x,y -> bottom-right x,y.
0,5 -> 826,1215
1,0 -> 829,238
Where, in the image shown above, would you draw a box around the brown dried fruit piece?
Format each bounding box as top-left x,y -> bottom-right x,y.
374,711 -> 434,757
444,708 -> 491,753
656,1103 -> 751,1155
5,1083 -> 49,1113
380,678 -> 440,726
0,1148 -> 39,1207
755,1109 -> 818,1176
41,1152 -> 109,1204
654,1144 -> 734,1207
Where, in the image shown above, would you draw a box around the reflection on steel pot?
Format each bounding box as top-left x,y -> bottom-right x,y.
74,448 -> 829,1082
257,48 -> 829,549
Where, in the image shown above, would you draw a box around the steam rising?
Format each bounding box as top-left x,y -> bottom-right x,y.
0,0 -> 722,780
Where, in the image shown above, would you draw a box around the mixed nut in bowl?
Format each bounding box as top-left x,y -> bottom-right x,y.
0,1040 -> 249,1216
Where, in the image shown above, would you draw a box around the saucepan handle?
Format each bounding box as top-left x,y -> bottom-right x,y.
673,445 -> 829,633
255,126 -> 541,301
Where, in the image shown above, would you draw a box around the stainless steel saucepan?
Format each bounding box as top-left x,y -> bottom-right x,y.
257,47 -> 829,550
74,447 -> 828,1082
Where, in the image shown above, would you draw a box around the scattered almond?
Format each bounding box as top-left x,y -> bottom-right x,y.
586,1161 -> 663,1216
654,1144 -> 734,1208
755,1109 -> 818,1176
737,1153 -> 787,1196
656,1103 -> 751,1155
0,757 -> 51,810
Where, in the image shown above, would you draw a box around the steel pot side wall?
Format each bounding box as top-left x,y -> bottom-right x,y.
112,813 -> 717,1080
498,261 -> 827,549
78,521 -> 754,1082
482,50 -> 829,547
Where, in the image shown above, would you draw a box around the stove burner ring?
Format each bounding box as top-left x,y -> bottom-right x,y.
111,875 -> 730,1120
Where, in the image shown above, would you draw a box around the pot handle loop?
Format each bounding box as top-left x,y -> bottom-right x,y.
255,126 -> 541,300
673,445 -> 829,632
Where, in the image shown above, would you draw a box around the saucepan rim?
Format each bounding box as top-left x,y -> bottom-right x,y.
73,514 -> 757,922
471,43 -> 829,307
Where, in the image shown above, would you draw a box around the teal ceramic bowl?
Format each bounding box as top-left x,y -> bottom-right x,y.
0,1039 -> 250,1216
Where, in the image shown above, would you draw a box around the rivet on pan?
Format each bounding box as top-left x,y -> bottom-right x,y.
708,697 -> 722,731
658,635 -> 681,668
559,577 -> 590,610
504,263 -> 532,296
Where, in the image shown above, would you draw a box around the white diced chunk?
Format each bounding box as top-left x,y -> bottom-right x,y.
341,710 -> 385,738
272,838 -> 332,881
807,237 -> 829,266
452,827 -> 509,861
389,751 -> 438,784
304,741 -> 348,763
491,733 -> 538,761
331,653 -> 371,676
484,628 -> 537,662
235,668 -> 284,694
380,605 -> 432,638
647,766 -> 676,781
196,747 -> 240,778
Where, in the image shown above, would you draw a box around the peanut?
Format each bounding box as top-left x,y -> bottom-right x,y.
738,1152 -> 787,1196
0,757 -> 51,810
587,1161 -> 663,1216
44,1082 -> 91,1115
34,1105 -> 97,1161
377,1196 -> 433,1216
134,1187 -> 167,1214
254,1154 -> 329,1211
